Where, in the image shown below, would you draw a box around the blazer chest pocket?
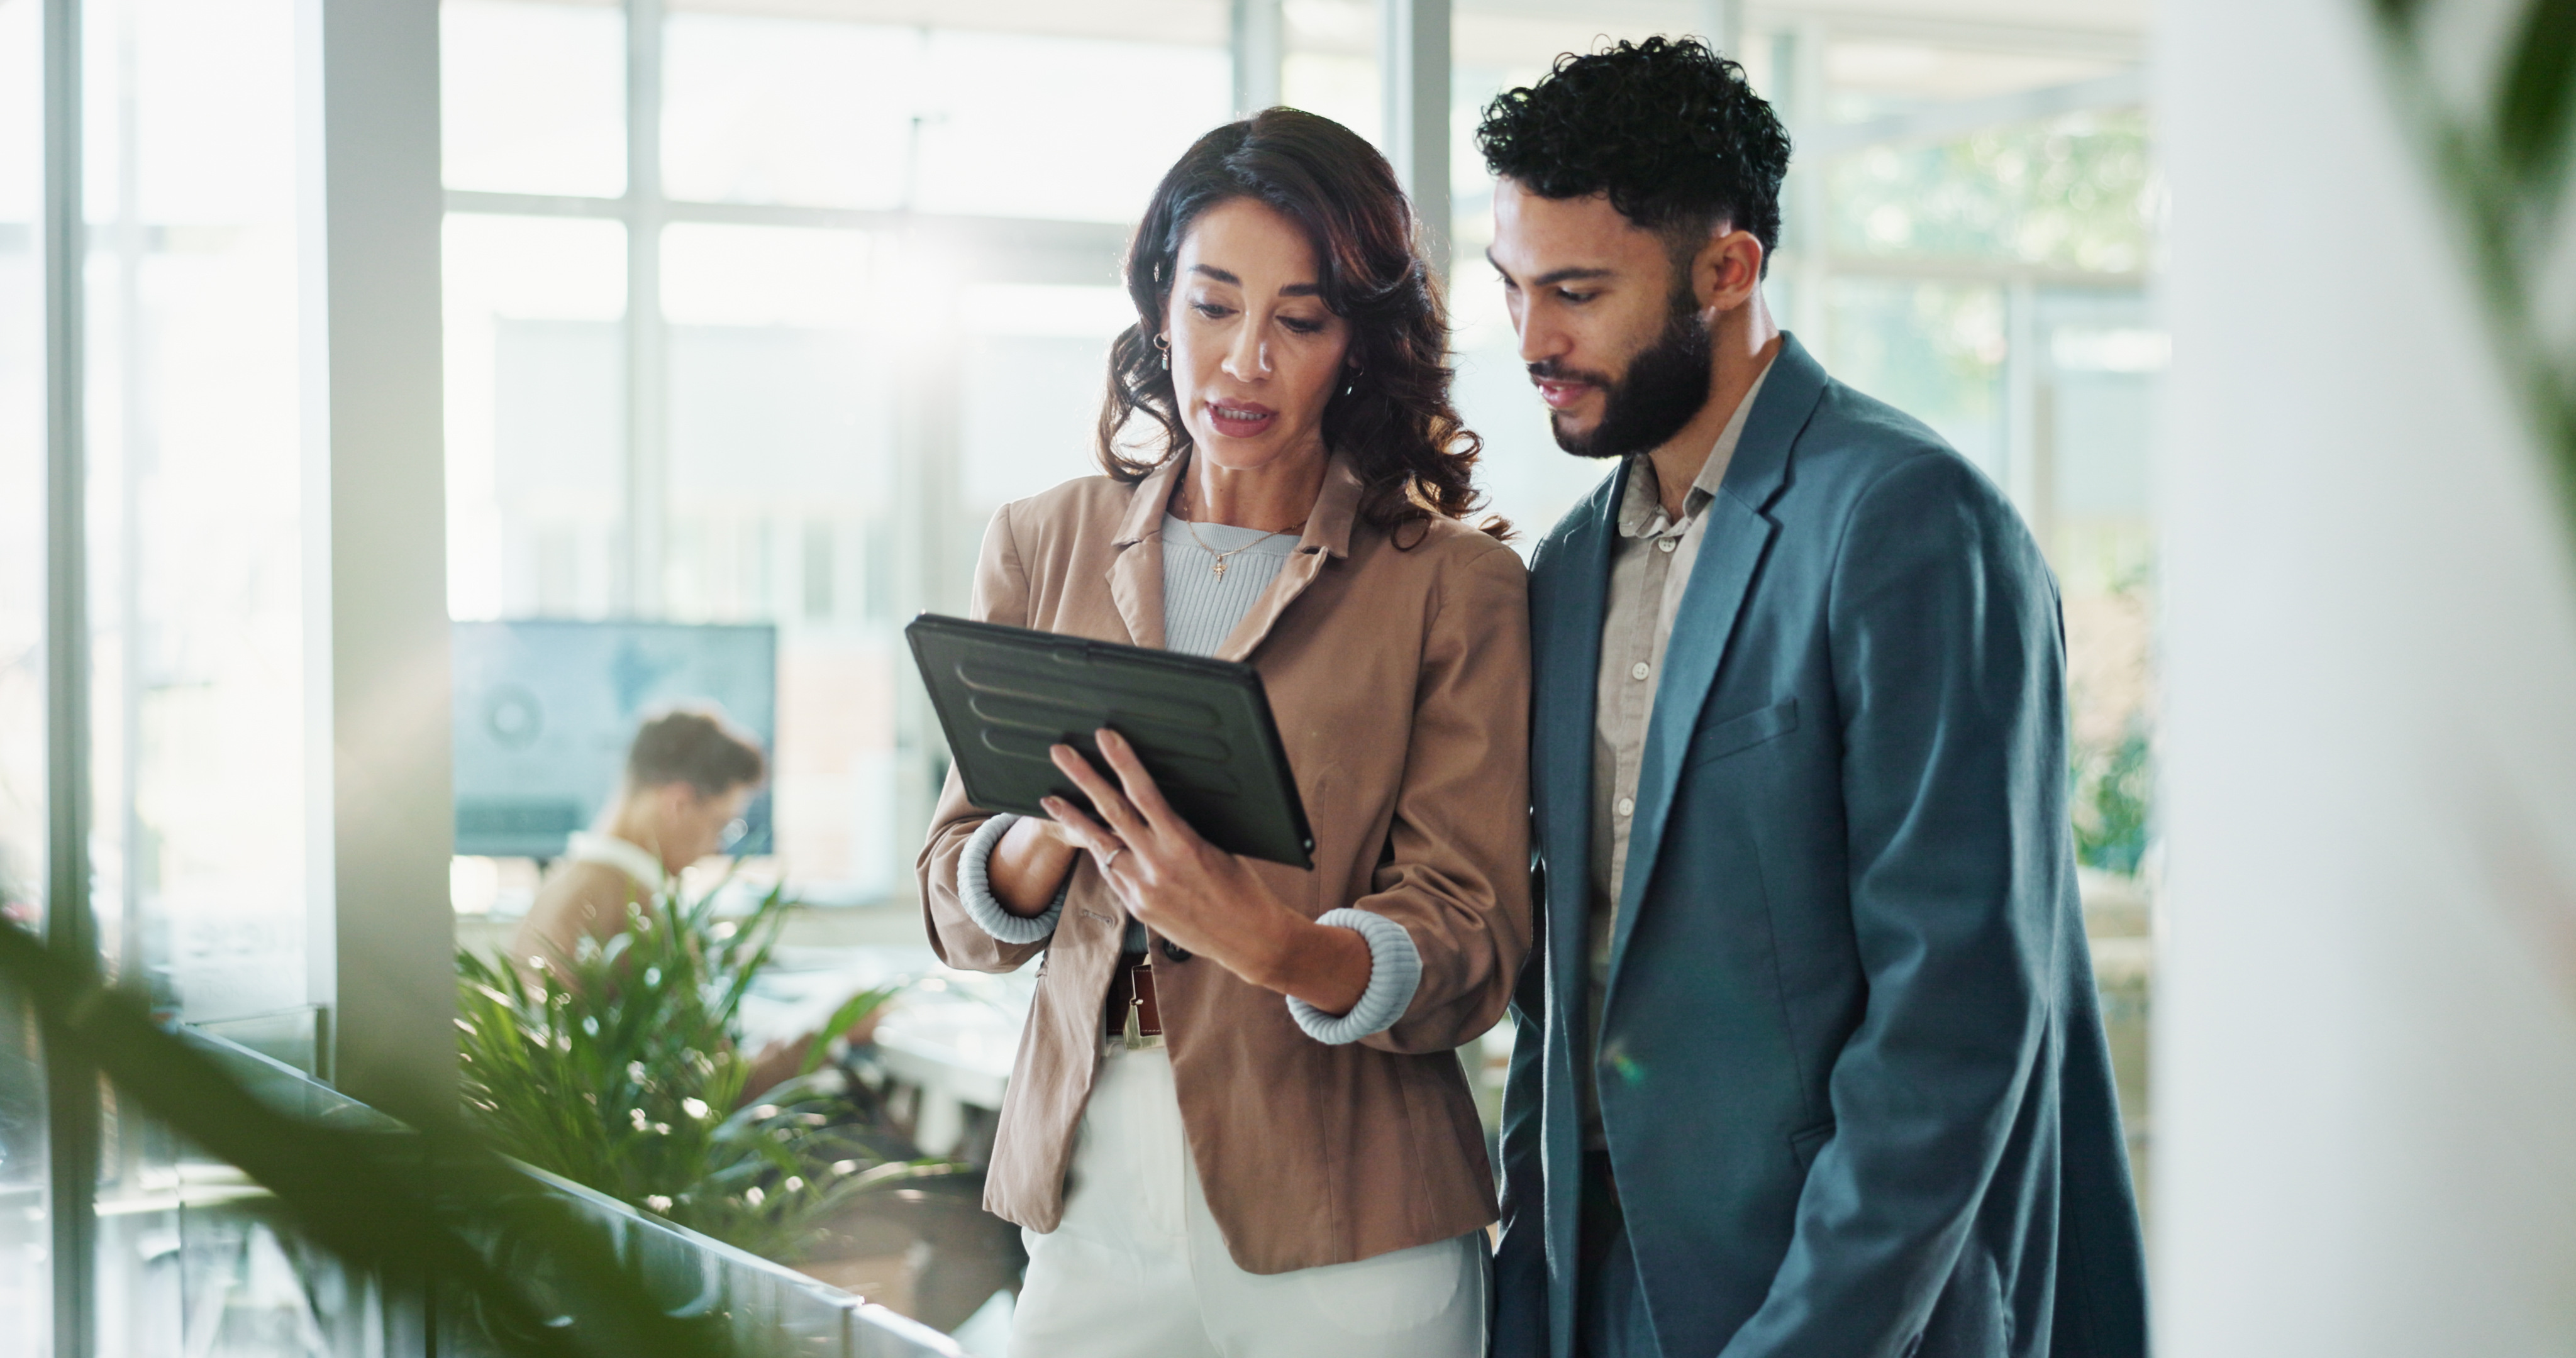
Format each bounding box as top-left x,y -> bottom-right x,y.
1789,1117 -> 1835,1172
1685,697 -> 1799,770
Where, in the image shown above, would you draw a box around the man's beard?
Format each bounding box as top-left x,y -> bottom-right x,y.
1539,287 -> 1714,460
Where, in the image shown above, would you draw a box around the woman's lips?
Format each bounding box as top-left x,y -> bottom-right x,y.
1208,400 -> 1277,440
1536,378 -> 1594,411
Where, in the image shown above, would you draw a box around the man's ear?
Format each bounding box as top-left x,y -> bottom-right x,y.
1690,226 -> 1764,314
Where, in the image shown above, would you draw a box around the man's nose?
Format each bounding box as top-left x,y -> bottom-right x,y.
1517,306 -> 1568,368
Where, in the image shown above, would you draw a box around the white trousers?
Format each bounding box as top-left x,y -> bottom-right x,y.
1008,1043 -> 1488,1358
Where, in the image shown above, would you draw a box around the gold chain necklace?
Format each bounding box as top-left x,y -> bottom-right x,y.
1177,515 -> 1296,580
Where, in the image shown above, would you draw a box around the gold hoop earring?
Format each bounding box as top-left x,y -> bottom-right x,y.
1152,333 -> 1170,371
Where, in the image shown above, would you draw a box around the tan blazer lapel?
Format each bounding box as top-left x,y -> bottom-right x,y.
1106,456 -> 1183,649
1216,452 -> 1362,662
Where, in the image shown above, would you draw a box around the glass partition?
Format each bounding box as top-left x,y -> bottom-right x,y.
0,4 -> 47,1345
72,2 -> 320,1347
79,0 -> 309,1025
155,1028 -> 963,1357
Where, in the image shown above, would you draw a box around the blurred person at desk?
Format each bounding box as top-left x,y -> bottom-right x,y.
918,109 -> 1530,1358
514,705 -> 763,966
514,706 -> 836,1096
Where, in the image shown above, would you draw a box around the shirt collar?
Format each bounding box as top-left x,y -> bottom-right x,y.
1615,355 -> 1779,541
567,831 -> 667,893
1117,446 -> 1363,560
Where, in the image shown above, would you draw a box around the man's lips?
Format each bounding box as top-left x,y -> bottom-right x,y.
1535,378 -> 1596,411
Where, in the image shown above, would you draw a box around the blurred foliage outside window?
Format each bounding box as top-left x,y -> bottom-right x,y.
1828,109 -> 2157,271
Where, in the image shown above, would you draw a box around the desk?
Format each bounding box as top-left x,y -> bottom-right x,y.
743,946 -> 1033,1159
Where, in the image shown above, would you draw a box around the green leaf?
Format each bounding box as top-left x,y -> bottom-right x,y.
2496,0 -> 2576,185
0,922 -> 735,1358
801,982 -> 906,1076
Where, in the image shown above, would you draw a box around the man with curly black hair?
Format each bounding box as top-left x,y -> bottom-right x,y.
1477,36 -> 2149,1358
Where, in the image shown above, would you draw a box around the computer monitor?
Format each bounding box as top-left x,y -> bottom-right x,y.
452,620 -> 778,859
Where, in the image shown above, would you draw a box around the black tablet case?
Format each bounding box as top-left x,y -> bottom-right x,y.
905,614 -> 1316,869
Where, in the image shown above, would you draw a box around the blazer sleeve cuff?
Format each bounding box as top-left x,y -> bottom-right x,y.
1287,909 -> 1423,1046
958,813 -> 1064,946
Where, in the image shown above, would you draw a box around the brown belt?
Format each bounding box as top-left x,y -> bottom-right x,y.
1103,954 -> 1162,1039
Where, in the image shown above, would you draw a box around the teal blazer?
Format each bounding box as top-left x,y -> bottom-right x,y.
1492,336 -> 2148,1358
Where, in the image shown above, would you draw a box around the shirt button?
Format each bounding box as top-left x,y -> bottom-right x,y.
1615,797 -> 1635,817
1630,661 -> 1651,680
1657,538 -> 1677,553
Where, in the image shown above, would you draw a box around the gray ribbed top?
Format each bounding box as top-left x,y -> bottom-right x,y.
1157,514 -> 1300,656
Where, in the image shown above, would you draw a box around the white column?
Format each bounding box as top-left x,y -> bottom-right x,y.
306,0 -> 453,1128
1231,0 -> 1284,116
1379,0 -> 1449,275
625,0 -> 666,615
889,236 -> 961,898
1774,21 -> 1829,350
41,0 -> 99,1349
1697,0 -> 1743,60
2158,0 -> 2576,1352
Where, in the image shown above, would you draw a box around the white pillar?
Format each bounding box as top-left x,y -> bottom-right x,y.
1379,0 -> 1449,275
624,0 -> 666,616
2158,0 -> 2576,1352
1231,0 -> 1284,117
307,0 -> 452,1128
1697,0 -> 1743,61
1773,21 -> 1829,351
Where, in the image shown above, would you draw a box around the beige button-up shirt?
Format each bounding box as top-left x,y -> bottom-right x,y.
1583,360 -> 1772,1146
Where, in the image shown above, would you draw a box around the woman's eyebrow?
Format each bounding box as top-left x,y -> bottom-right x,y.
1191,263 -> 1322,298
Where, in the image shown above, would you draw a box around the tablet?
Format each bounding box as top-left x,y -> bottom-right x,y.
906,614 -> 1316,869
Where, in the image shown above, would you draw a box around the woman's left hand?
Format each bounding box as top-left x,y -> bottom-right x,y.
1043,728 -> 1368,1012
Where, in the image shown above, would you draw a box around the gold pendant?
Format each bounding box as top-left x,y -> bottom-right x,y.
1211,560 -> 1226,580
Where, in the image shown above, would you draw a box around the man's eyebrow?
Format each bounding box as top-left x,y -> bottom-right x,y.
1483,250 -> 1616,288
1191,263 -> 1321,297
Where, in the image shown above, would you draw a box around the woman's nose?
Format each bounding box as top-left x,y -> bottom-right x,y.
1222,323 -> 1270,380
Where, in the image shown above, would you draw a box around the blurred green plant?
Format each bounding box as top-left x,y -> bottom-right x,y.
457,882 -> 941,1261
2072,719 -> 2154,876
0,919 -> 733,1358
1827,109 -> 2156,273
2368,0 -> 2576,527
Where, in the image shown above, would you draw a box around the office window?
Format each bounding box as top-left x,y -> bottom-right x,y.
665,14 -> 1227,221
441,0 -> 626,198
1826,278 -> 2009,474
0,0 -> 48,1347
1284,0 -> 1380,146
79,0 -> 308,1024
660,14 -> 919,210
69,0 -> 315,1345
1826,110 -> 2153,272
662,221 -> 896,898
445,5 -> 1238,909
958,283 -> 1136,526
443,213 -> 629,621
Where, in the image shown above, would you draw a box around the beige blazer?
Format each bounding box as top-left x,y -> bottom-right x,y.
917,450 -> 1533,1274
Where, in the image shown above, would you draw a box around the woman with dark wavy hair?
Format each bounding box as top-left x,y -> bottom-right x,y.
917,108 -> 1528,1357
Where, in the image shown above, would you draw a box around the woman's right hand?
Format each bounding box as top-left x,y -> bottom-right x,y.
987,813 -> 1080,917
